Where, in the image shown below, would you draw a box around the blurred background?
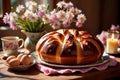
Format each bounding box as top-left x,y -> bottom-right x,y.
0,0 -> 120,34
0,0 -> 120,49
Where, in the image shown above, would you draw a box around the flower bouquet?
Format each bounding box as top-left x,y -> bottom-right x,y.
42,1 -> 86,30
3,0 -> 87,52
3,0 -> 52,52
3,0 -> 86,32
3,0 -> 49,32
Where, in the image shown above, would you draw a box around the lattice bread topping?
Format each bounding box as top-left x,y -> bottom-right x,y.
36,29 -> 104,65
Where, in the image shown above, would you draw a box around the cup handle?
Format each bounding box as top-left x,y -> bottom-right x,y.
18,38 -> 24,48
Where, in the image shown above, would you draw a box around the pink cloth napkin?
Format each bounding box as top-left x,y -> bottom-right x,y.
35,56 -> 118,75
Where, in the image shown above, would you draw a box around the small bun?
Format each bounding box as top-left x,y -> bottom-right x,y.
20,55 -> 31,65
8,58 -> 20,67
5,53 -> 34,67
6,56 -> 16,63
17,54 -> 24,61
28,55 -> 34,64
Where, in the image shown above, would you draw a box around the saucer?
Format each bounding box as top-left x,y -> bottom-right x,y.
105,48 -> 120,55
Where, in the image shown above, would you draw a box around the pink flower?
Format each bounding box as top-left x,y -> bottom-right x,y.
97,31 -> 107,45
9,21 -> 17,30
21,15 -> 26,20
3,13 -> 10,24
76,21 -> 83,28
77,14 -> 86,23
38,10 -> 46,18
110,24 -> 119,31
57,10 -> 66,21
2,0 -> 50,32
50,13 -> 58,21
46,1 -> 86,30
70,7 -> 81,15
51,21 -> 61,29
118,39 -> 120,47
63,19 -> 72,27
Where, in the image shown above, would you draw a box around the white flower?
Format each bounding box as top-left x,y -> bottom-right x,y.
43,14 -> 51,23
50,9 -> 56,14
51,21 -> 61,29
26,1 -> 37,11
38,4 -> 46,10
25,1 -> 31,8
3,0 -> 50,32
9,12 -> 18,21
63,19 -> 72,27
24,10 -> 39,22
77,14 -> 86,23
65,2 -> 73,8
57,1 -> 66,8
29,13 -> 38,22
48,1 -> 86,29
57,10 -> 66,21
66,12 -> 74,20
24,10 -> 32,18
16,5 -> 24,13
70,7 -> 81,15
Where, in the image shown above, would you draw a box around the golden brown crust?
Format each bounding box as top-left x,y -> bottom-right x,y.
36,29 -> 104,65
6,54 -> 34,67
6,56 -> 16,63
17,54 -> 24,61
28,55 -> 34,63
19,55 -> 31,65
7,58 -> 20,67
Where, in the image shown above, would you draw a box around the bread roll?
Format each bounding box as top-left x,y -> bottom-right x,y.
6,56 -> 16,63
7,58 -> 20,67
6,54 -> 34,67
36,29 -> 104,65
28,55 -> 34,64
17,54 -> 24,61
20,55 -> 31,65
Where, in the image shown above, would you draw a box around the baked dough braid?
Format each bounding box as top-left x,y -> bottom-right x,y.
36,29 -> 104,65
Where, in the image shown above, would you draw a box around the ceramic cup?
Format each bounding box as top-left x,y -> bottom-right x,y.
1,36 -> 24,56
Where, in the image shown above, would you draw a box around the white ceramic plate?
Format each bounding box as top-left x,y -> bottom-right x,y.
32,52 -> 110,68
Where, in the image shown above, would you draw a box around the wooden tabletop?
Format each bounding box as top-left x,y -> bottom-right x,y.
0,51 -> 120,80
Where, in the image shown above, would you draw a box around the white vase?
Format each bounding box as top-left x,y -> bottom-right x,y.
21,30 -> 46,53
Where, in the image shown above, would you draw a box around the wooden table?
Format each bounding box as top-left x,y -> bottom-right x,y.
0,51 -> 120,80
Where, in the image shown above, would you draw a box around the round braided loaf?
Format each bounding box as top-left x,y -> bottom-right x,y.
36,29 -> 104,65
